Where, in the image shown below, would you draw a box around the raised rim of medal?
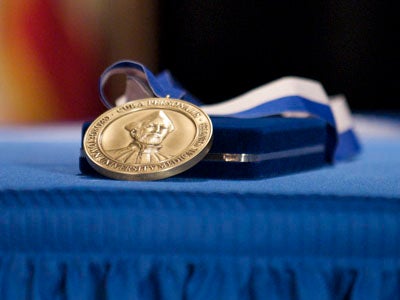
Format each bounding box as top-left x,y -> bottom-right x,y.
84,98 -> 213,180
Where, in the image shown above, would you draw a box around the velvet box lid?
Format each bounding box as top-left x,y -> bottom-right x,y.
80,116 -> 333,179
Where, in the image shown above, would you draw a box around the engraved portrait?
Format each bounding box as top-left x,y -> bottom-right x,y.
107,110 -> 175,164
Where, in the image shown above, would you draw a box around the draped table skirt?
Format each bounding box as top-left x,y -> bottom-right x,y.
1,115 -> 399,299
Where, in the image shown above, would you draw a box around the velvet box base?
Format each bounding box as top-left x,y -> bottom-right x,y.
80,116 -> 334,179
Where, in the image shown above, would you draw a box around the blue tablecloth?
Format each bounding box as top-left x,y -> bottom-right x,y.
1,115 -> 400,299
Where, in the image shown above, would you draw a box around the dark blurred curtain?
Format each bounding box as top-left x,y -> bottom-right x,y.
159,1 -> 399,111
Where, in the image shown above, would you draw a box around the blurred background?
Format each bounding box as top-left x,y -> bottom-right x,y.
0,0 -> 398,124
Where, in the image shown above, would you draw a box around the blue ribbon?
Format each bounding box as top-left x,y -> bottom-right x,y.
99,60 -> 360,161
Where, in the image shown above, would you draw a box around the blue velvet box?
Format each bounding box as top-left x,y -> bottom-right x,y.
80,116 -> 334,179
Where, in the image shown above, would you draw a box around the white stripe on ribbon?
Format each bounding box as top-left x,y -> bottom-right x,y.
201,76 -> 330,115
200,76 -> 353,135
329,94 -> 354,134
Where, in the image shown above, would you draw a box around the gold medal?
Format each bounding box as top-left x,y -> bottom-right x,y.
83,98 -> 213,180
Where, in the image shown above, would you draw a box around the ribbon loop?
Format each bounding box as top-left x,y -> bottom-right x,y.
99,60 -> 361,161
99,61 -> 187,108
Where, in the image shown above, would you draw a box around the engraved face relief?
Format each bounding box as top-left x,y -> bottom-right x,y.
107,110 -> 175,164
131,110 -> 174,145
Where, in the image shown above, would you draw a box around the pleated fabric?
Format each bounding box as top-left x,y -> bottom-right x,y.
0,255 -> 399,300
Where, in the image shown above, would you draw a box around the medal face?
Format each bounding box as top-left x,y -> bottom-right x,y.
83,98 -> 213,180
